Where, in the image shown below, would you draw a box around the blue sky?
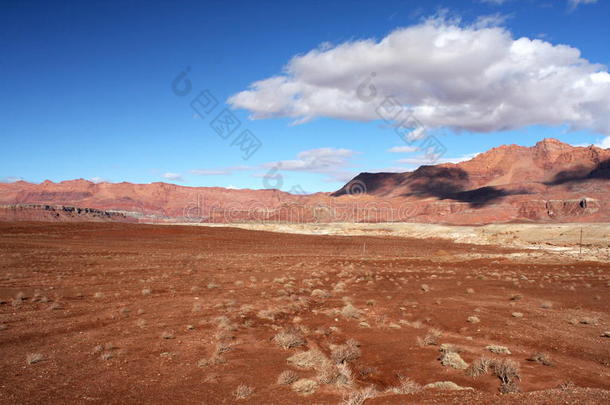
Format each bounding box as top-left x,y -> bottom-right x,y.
1,0 -> 609,192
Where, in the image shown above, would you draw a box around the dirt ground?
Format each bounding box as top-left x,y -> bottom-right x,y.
0,222 -> 609,404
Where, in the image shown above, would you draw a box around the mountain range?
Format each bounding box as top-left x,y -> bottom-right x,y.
1,139 -> 608,225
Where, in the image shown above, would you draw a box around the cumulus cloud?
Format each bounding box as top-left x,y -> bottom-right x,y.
262,148 -> 358,182
162,172 -> 183,182
229,15 -> 610,135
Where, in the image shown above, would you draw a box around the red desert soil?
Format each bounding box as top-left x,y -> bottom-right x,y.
0,222 -> 608,404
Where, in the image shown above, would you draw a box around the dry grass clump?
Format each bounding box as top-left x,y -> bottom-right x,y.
417,328 -> 442,346
466,357 -> 494,377
486,344 -> 511,354
510,294 -> 523,301
424,381 -> 473,391
579,317 -> 598,325
439,343 -> 461,354
233,384 -> 254,400
341,303 -> 362,319
100,352 -> 113,361
341,386 -> 378,405
493,359 -> 521,393
511,312 -> 523,318
467,315 -> 480,323
161,330 -> 175,339
330,339 -> 361,364
420,284 -> 430,292
277,370 -> 298,385
387,377 -> 422,394
291,378 -> 318,395
287,348 -> 327,370
465,356 -> 521,392
527,352 -> 553,366
540,301 -> 553,309
141,288 -> 152,295
319,361 -> 353,386
273,328 -> 306,349
26,353 -> 43,364
311,289 -> 331,298
439,351 -> 468,370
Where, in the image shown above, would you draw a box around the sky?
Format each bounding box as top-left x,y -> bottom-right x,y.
1,0 -> 609,193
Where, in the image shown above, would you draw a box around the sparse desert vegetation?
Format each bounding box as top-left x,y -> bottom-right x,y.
0,222 -> 609,404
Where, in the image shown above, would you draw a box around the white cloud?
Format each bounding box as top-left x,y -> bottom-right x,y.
190,166 -> 252,176
388,145 -> 420,153
397,152 -> 480,166
262,148 -> 358,182
597,136 -> 610,148
479,0 -> 508,5
162,172 -> 183,182
569,0 -> 598,10
0,176 -> 23,183
89,177 -> 106,183
229,15 -> 610,135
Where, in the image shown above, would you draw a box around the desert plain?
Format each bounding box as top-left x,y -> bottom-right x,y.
0,221 -> 608,404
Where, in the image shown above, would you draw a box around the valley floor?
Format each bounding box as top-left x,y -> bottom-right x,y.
0,222 -> 608,404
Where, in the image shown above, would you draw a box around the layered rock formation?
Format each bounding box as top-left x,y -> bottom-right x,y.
0,139 -> 608,224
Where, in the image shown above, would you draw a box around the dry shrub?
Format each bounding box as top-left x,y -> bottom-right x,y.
274,328 -> 306,349
579,317 -> 598,325
331,340 -> 361,364
466,357 -> 494,377
311,289 -> 331,298
291,379 -> 318,395
287,348 -> 327,370
512,312 -> 523,318
26,353 -> 43,364
387,377 -> 421,394
277,370 -> 298,385
439,343 -> 461,354
233,384 -> 254,399
341,304 -> 361,319
341,386 -> 378,405
493,359 -> 521,394
424,381 -> 473,391
486,345 -> 511,354
256,308 -> 278,321
418,328 -> 442,346
440,351 -> 468,370
527,352 -> 553,366
161,331 -> 175,339
467,316 -> 480,323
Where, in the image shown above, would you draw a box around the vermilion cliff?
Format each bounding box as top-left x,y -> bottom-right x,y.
1,139 -> 608,225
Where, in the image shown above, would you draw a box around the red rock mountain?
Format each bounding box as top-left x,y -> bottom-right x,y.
1,139 -> 608,224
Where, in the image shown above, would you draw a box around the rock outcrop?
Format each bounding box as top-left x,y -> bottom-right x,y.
0,139 -> 608,224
